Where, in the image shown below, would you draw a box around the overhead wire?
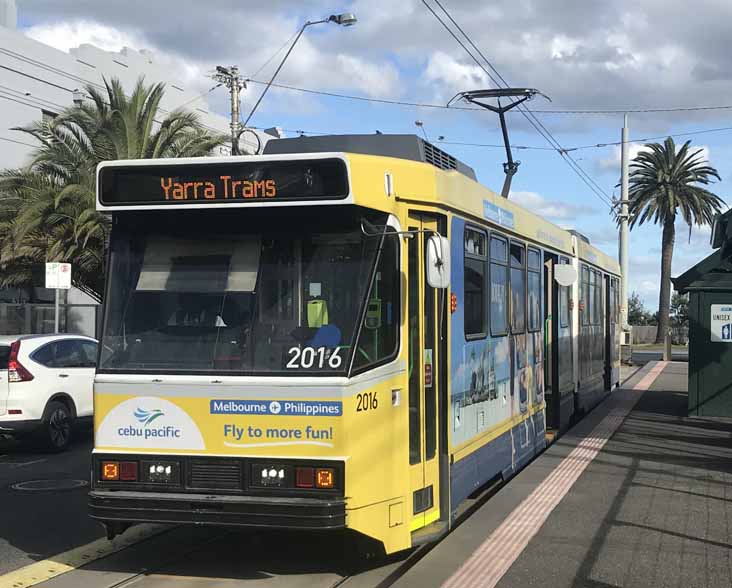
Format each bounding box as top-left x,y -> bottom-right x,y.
426,0 -> 613,208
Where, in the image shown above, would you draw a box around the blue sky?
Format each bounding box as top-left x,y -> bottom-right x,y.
17,0 -> 732,311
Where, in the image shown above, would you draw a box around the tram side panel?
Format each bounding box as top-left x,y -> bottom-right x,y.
447,216 -> 545,515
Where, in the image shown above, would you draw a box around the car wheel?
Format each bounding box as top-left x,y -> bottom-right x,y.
42,401 -> 73,452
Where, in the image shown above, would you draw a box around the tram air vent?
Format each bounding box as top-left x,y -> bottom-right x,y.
421,140 -> 458,172
188,459 -> 243,490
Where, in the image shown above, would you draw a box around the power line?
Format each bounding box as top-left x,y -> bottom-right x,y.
425,0 -> 613,207
0,46 -> 228,137
243,74 -> 732,118
250,30 -> 301,80
0,135 -> 36,148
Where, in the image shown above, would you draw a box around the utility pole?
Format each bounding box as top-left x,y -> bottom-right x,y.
213,66 -> 245,155
619,113 -> 632,360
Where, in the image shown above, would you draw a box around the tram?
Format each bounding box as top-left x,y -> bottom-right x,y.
90,134 -> 620,554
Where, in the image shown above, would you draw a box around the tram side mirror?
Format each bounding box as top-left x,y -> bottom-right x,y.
554,264 -> 578,287
426,234 -> 450,289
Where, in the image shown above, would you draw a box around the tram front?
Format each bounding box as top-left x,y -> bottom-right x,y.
90,154 -> 421,554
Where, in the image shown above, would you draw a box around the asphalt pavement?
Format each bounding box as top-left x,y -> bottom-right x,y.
0,431 -> 102,575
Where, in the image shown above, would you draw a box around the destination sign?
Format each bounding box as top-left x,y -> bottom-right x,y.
98,158 -> 349,206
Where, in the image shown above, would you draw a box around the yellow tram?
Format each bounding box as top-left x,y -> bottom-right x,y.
90,134 -> 620,554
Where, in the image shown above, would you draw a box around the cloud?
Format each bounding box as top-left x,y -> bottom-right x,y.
597,142 -> 711,178
510,190 -> 596,220
424,51 -> 492,100
25,20 -> 145,53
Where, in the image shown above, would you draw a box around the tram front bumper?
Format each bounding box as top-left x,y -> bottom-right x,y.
89,490 -> 346,530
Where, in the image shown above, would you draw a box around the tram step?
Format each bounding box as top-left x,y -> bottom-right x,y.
411,519 -> 449,546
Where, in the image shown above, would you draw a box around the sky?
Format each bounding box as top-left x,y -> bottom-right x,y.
16,0 -> 732,310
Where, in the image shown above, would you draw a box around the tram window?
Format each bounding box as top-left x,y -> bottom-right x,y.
352,233 -> 400,372
464,228 -> 487,256
490,235 -> 508,336
559,258 -> 570,328
609,279 -> 616,324
464,227 -> 486,339
490,235 -> 508,261
510,242 -> 526,333
408,227 -> 421,465
527,248 -> 541,332
581,265 -> 590,326
594,271 -> 603,325
97,209 -> 395,375
588,270 -> 596,325
528,248 -> 541,271
528,270 -> 541,332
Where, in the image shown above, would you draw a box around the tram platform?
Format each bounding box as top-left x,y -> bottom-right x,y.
394,360 -> 732,588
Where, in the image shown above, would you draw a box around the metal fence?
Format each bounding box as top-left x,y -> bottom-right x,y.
0,303 -> 100,339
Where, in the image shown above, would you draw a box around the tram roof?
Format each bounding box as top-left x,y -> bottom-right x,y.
264,134 -> 618,273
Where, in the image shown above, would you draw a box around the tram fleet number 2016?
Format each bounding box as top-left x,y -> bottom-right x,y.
356,392 -> 378,412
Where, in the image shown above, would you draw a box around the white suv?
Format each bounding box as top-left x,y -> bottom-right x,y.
0,334 -> 98,451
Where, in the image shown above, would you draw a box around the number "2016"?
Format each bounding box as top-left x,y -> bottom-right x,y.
356,391 -> 378,412
286,347 -> 342,369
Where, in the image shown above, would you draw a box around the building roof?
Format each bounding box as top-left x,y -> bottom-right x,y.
673,209 -> 732,292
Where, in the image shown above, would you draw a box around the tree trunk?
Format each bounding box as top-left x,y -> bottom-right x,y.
655,218 -> 675,344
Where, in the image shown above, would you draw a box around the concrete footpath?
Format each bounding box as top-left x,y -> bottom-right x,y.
394,361 -> 732,588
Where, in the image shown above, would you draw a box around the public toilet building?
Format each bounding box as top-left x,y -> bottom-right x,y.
673,210 -> 732,416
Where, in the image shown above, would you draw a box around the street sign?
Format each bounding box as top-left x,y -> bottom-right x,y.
45,262 -> 72,290
710,304 -> 732,342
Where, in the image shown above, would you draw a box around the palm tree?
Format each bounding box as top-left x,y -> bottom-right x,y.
628,137 -> 724,344
0,77 -> 227,301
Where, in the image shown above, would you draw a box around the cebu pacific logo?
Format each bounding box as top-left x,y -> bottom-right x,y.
96,397 -> 205,450
134,408 -> 164,427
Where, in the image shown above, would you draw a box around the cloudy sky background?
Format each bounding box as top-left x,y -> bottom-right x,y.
16,0 -> 732,311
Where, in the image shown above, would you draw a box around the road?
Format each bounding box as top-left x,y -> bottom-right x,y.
0,431 -> 103,575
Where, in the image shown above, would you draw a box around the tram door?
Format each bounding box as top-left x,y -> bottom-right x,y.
407,213 -> 441,531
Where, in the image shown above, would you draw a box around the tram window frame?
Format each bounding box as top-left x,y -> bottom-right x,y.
559,257 -> 570,328
464,226 -> 487,340
510,241 -> 526,334
581,265 -> 590,326
527,247 -> 541,333
490,234 -> 509,336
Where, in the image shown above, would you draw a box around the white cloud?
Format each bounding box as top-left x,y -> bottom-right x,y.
598,142 -> 711,172
510,190 -> 596,220
25,21 -> 145,54
424,51 -> 492,100
335,55 -> 400,98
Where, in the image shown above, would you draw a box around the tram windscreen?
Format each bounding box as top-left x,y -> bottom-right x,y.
99,208 -> 398,375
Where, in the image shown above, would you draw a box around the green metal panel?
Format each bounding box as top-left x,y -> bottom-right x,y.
691,291 -> 732,416
688,292 -> 699,415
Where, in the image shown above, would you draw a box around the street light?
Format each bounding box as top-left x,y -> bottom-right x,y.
242,13 -> 357,127
448,88 -> 550,198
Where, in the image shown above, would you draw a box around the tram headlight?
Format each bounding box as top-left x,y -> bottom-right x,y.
140,460 -> 180,484
251,464 -> 292,488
